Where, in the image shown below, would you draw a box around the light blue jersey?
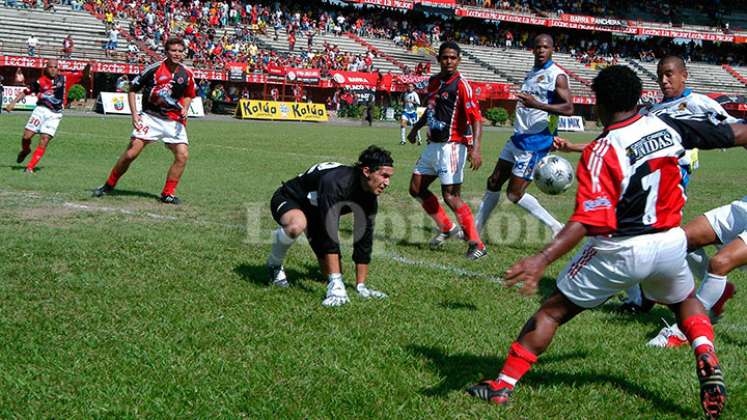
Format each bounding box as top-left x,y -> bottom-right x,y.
511,60 -> 566,152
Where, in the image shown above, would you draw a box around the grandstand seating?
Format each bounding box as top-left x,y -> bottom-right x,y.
0,5 -> 130,61
633,59 -> 747,95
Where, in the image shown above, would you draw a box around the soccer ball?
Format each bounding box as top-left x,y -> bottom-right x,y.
533,155 -> 575,195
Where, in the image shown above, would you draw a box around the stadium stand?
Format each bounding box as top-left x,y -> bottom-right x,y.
0,5 -> 132,61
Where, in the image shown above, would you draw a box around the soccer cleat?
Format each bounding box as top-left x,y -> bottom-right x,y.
160,194 -> 181,205
709,281 -> 736,323
466,380 -> 512,405
465,242 -> 488,260
647,319 -> 688,348
92,184 -> 114,197
429,225 -> 462,249
23,167 -> 35,174
697,351 -> 726,419
268,264 -> 289,288
16,149 -> 31,163
322,279 -> 349,307
399,141 -> 406,145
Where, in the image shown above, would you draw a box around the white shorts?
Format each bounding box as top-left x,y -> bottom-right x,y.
401,111 -> 418,125
557,228 -> 694,308
498,140 -> 547,180
704,197 -> 747,245
131,112 -> 189,144
413,141 -> 467,185
25,106 -> 62,137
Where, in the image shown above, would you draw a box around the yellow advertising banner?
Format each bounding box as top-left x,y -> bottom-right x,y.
235,99 -> 328,122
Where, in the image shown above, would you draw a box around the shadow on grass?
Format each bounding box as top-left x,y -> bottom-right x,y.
89,188 -> 162,200
233,263 -> 319,294
595,303 -> 676,330
407,345 -> 693,417
439,301 -> 478,311
4,164 -> 42,172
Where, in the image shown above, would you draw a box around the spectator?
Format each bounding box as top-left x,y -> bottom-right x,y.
61,35 -> 74,59
26,34 -> 39,56
14,68 -> 25,85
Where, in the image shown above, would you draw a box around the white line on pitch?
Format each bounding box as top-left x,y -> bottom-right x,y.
383,251 -> 503,284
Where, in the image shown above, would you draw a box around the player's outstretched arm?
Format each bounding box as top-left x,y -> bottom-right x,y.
5,90 -> 26,112
552,136 -> 587,153
504,221 -> 587,295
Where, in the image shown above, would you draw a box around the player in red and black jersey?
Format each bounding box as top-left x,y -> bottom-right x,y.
5,59 -> 84,173
467,65 -> 747,419
407,41 -> 486,260
93,37 -> 196,204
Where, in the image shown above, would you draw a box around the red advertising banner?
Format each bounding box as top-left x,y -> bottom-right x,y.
636,28 -> 734,42
416,0 -> 456,8
559,13 -> 632,27
471,81 -> 512,100
92,62 -> 141,74
193,69 -> 227,81
266,62 -> 285,76
246,74 -> 268,83
549,19 -> 638,34
455,8 -> 547,25
285,67 -> 321,83
736,36 -> 747,44
356,0 -> 414,9
329,70 -> 380,88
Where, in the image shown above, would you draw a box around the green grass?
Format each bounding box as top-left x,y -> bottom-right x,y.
0,113 -> 745,418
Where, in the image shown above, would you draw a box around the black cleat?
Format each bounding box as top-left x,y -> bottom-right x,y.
466,380 -> 512,405
697,351 -> 726,419
92,184 -> 113,197
17,149 -> 31,163
160,194 -> 181,205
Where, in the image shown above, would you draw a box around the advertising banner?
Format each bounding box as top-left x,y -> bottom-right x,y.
286,68 -> 321,84
558,116 -> 585,132
234,99 -> 328,121
226,62 -> 247,82
96,92 -> 205,117
1,86 -> 37,110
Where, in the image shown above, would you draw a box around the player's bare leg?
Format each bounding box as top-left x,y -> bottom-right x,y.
25,133 -> 52,173
507,174 -> 564,236
442,183 -> 486,259
668,296 -> 726,418
476,158 -> 512,233
160,143 -> 189,204
686,215 -> 721,251
16,129 -> 35,164
93,138 -> 148,197
467,291 -> 584,404
267,209 -> 307,287
410,173 -> 459,247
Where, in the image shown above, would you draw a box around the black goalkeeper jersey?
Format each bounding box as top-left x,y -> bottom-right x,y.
281,163 -> 378,264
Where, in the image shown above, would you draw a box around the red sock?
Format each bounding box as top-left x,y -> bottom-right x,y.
421,193 -> 453,233
496,342 -> 538,390
162,178 -> 180,196
106,169 -> 121,188
681,314 -> 716,356
455,204 -> 482,246
26,145 -> 46,170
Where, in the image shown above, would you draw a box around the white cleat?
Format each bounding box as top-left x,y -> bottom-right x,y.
268,264 -> 289,288
356,283 -> 388,299
322,279 -> 350,307
647,319 -> 688,348
429,225 -> 463,249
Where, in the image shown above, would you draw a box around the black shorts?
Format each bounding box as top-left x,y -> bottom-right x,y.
270,187 -> 330,259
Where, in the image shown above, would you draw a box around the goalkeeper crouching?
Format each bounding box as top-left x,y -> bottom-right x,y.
266,145 -> 394,307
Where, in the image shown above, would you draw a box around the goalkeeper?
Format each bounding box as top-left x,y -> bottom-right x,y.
266,146 -> 394,307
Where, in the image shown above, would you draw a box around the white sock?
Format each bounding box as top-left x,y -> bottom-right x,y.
400,127 -> 406,142
417,132 -> 421,142
516,193 -> 563,232
696,272 -> 727,311
624,285 -> 642,306
687,248 -> 709,281
267,227 -> 296,267
476,190 -> 501,234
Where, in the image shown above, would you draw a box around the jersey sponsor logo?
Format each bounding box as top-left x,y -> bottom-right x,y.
626,129 -> 674,164
583,196 -> 612,212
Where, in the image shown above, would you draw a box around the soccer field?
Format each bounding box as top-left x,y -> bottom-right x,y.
0,114 -> 745,418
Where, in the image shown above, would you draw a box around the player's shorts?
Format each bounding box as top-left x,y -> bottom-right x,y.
270,187 -> 327,259
704,196 -> 747,245
131,112 -> 189,144
25,106 -> 62,137
498,140 -> 548,181
557,227 -> 694,309
401,111 -> 418,125
413,141 -> 467,185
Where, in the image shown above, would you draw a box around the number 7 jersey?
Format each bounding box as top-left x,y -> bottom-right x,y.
570,113 -> 736,237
